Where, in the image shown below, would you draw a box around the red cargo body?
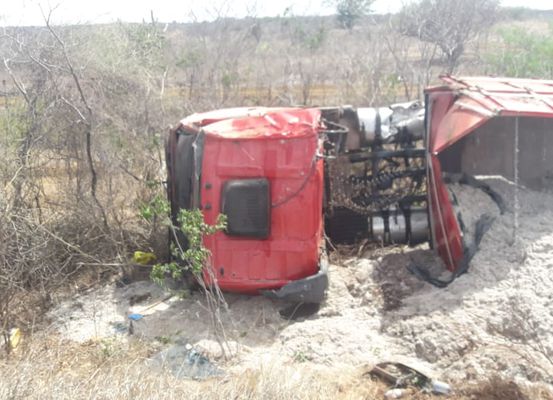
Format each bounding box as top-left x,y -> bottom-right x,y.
170,107 -> 325,295
426,76 -> 553,272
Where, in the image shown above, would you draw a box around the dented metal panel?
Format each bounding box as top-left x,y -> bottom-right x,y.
426,76 -> 553,272
199,108 -> 324,293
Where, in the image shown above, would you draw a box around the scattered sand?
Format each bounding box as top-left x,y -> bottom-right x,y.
47,176 -> 553,389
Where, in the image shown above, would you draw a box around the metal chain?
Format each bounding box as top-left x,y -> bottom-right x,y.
327,155 -> 426,215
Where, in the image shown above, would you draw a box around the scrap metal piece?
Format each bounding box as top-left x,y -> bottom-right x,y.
262,256 -> 329,304
369,361 -> 451,395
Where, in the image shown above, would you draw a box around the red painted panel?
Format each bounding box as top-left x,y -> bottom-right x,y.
181,107 -> 283,129
441,76 -> 553,95
432,99 -> 492,154
435,76 -> 553,118
428,154 -> 464,271
426,89 -> 476,272
426,76 -> 553,272
198,109 -> 324,293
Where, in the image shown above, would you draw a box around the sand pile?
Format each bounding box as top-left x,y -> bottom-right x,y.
47,176 -> 553,387
378,177 -> 553,384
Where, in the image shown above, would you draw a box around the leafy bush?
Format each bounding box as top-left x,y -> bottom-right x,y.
487,22 -> 553,78
140,194 -> 227,285
151,209 -> 227,285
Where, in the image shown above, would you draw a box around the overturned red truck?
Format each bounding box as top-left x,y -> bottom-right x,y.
165,76 -> 553,302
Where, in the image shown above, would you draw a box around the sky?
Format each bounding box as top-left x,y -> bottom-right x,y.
1,0 -> 551,26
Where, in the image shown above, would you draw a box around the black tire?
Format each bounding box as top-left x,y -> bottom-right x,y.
171,133 -> 196,251
167,133 -> 199,290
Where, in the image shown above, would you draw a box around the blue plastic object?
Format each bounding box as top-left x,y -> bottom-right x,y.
128,313 -> 144,321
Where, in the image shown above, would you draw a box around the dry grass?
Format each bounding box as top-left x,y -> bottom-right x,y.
1,335 -> 551,400
0,335 -> 384,400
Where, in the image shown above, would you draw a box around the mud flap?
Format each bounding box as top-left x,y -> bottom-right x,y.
261,256 -> 329,304
409,173 -> 504,287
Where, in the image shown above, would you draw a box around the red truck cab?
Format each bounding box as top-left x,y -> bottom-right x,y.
166,107 -> 328,303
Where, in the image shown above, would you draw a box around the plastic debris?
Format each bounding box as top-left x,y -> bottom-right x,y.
128,313 -> 144,321
133,251 -> 156,265
129,294 -> 174,316
384,388 -> 413,399
430,380 -> 452,395
111,322 -> 128,334
9,328 -> 21,349
150,340 -> 223,379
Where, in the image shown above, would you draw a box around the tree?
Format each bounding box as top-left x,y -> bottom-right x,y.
331,0 -> 375,30
487,23 -> 553,78
397,0 -> 499,73
0,10 -> 172,343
